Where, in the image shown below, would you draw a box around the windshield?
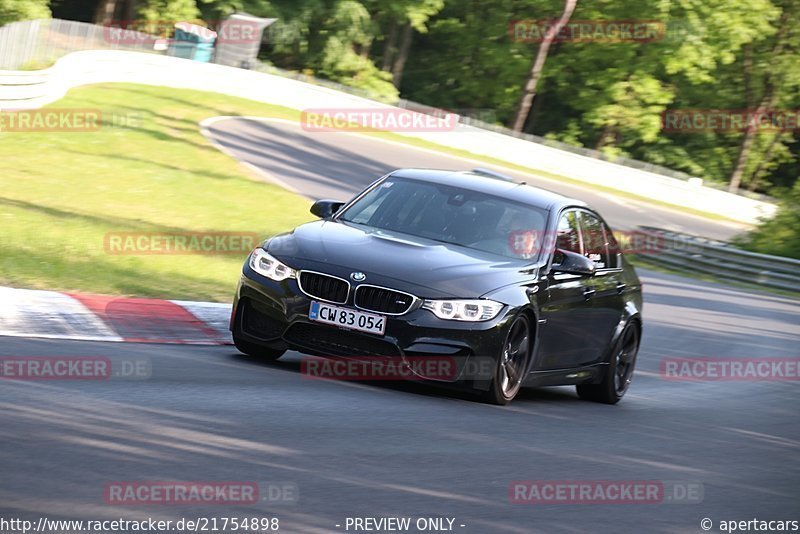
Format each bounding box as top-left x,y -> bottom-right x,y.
337,177 -> 549,260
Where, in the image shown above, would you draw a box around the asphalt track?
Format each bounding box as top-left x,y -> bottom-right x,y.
1,118 -> 798,534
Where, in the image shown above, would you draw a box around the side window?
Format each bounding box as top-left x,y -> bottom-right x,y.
602,221 -> 620,269
578,211 -> 610,269
555,211 -> 582,256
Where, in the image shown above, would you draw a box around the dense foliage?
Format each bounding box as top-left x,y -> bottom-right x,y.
735,181 -> 800,258
0,0 -> 49,24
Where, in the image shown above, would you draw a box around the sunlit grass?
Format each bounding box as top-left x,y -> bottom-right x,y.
0,83 -> 313,301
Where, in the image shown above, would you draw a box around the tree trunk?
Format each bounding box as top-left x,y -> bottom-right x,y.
729,88 -> 779,193
747,133 -> 781,192
728,120 -> 760,193
728,10 -> 789,193
94,0 -> 117,24
382,21 -> 398,71
123,0 -> 136,23
511,0 -> 578,132
360,42 -> 372,59
743,44 -> 753,107
594,124 -> 616,151
391,23 -> 413,87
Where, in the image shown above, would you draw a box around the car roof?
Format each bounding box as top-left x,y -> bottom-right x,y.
387,168 -> 586,212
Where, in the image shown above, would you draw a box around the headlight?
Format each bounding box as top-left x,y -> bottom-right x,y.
249,248 -> 296,281
422,299 -> 504,321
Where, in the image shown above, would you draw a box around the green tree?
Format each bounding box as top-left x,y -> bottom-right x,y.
399,0 -> 546,122
725,1 -> 800,192
367,0 -> 444,86
735,180 -> 800,259
0,0 -> 51,24
210,0 -> 399,100
316,0 -> 397,99
511,0 -> 576,132
138,0 -> 200,22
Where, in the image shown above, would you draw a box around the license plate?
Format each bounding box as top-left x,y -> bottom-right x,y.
309,301 -> 386,335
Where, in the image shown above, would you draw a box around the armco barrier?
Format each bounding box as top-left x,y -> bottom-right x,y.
635,227 -> 800,293
0,45 -> 777,225
0,68 -> 50,104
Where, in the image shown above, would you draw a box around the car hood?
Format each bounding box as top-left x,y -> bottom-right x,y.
265,220 -> 539,298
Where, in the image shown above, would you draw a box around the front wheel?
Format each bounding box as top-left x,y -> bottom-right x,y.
576,322 -> 639,404
232,332 -> 286,361
231,301 -> 286,361
480,314 -> 532,405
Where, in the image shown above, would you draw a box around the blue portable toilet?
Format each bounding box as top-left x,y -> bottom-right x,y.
167,22 -> 217,62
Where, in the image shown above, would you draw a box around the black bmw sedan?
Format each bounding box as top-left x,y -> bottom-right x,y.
231,169 -> 643,405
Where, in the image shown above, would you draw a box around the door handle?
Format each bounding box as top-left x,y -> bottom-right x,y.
583,288 -> 596,300
616,283 -> 627,294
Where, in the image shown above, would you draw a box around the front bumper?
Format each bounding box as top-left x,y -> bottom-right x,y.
231,268 -> 513,383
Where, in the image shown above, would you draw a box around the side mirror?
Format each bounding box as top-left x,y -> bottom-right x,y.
310,199 -> 345,219
551,249 -> 596,276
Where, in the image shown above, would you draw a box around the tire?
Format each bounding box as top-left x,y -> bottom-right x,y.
480,314 -> 532,405
231,301 -> 286,361
576,322 -> 639,404
232,332 -> 286,361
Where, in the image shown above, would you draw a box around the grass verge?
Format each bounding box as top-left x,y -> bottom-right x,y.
0,83 -> 312,302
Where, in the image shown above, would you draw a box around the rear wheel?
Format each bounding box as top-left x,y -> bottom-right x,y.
576,322 -> 639,404
480,314 -> 532,405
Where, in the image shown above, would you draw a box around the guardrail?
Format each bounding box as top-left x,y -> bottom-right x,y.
634,226 -> 800,293
0,68 -> 52,106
